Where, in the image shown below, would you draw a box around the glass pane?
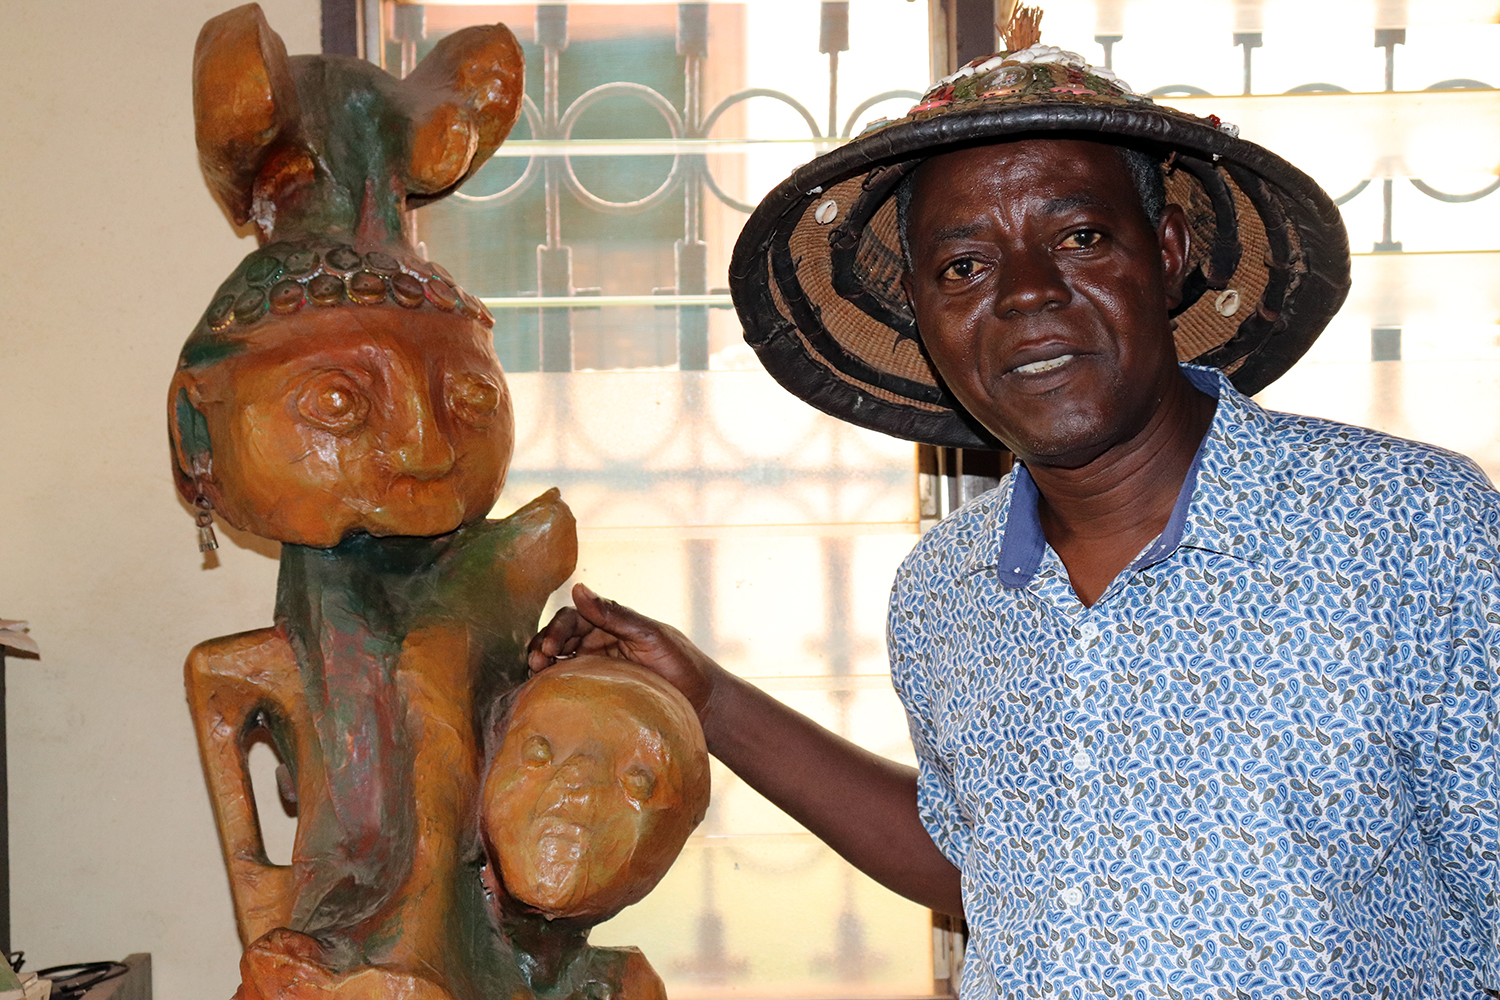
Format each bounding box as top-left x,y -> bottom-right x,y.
491,370 -> 928,998
595,836 -> 933,999
1020,2 -> 1500,477
408,3 -> 936,992
412,1 -> 931,372
501,371 -> 918,530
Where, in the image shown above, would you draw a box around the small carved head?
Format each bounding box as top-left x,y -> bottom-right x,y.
482,657 -> 711,923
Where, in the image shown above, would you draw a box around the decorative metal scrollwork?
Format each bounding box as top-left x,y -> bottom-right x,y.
1406,79 -> 1500,203
454,80 -> 906,216
1150,68 -> 1500,231
558,82 -> 687,214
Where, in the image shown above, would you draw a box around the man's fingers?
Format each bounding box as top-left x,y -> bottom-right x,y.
527,605 -> 599,672
529,606 -> 581,652
572,582 -> 666,644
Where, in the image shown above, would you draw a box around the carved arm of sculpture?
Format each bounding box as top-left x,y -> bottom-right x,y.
185,626 -> 313,945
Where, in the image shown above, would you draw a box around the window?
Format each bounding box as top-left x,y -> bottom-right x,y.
385,2 -> 938,996
380,2 -> 1500,995
1071,0 -> 1500,482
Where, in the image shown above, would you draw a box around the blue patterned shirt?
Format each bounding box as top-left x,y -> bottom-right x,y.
889,366 -> 1500,1000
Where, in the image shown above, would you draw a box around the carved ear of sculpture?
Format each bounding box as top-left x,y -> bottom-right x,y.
401,24 -> 526,208
168,370 -> 214,508
193,3 -> 300,226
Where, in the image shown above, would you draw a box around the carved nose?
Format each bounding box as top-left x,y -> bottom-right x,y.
556,752 -> 606,789
388,393 -> 456,479
391,433 -> 455,479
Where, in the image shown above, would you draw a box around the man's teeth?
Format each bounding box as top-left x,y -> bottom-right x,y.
1013,354 -> 1074,375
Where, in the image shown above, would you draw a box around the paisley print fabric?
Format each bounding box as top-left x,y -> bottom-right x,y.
889,366 -> 1500,1000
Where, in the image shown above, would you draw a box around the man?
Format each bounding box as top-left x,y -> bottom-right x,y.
530,40 -> 1500,1000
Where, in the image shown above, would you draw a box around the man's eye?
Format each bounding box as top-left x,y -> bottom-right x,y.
1059,230 -> 1103,250
296,373 -> 369,433
940,258 -> 982,280
521,734 -> 553,766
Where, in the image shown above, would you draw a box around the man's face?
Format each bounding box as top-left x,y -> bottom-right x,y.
482,664 -> 706,922
174,308 -> 513,546
902,139 -> 1190,468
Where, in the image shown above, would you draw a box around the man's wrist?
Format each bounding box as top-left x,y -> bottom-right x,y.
697,661 -> 742,759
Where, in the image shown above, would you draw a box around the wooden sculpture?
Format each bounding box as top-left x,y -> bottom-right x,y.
480,658 -> 710,1000
169,7 -> 704,1000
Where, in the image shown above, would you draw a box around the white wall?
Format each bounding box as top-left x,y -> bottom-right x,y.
0,2 -> 318,998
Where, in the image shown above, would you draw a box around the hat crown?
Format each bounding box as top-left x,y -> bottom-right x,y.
869,46 -> 1148,134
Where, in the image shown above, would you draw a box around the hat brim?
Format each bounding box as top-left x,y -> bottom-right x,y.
729,100 -> 1352,450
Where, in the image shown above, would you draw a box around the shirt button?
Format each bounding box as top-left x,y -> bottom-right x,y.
1078,621 -> 1099,642
1061,886 -> 1083,908
1071,748 -> 1091,770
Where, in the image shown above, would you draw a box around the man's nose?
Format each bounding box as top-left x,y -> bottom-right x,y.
386,384 -> 456,479
993,247 -> 1070,318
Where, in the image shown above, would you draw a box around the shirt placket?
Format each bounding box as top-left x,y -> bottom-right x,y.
1029,549 -> 1108,930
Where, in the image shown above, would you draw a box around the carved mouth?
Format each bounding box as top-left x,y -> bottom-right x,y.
534,815 -> 589,841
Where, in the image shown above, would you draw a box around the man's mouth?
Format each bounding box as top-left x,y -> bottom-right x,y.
1011,354 -> 1075,375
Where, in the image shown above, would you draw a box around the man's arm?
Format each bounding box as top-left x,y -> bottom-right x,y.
528,584 -> 964,916
1409,476 -> 1500,998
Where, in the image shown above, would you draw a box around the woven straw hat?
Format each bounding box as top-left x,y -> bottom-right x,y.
728,41 -> 1352,449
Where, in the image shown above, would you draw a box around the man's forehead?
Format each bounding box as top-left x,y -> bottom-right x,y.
908,137 -> 1140,237
916,135 -> 1131,185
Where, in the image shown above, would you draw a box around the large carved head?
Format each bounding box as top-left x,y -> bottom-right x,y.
482,657 -> 711,923
169,4 -> 525,546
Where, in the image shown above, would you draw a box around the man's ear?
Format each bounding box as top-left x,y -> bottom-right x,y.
168,371 -> 214,505
1157,203 -> 1193,313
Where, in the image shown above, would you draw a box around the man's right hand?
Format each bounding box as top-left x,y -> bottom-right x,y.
525,582 -> 965,918
527,583 -> 723,737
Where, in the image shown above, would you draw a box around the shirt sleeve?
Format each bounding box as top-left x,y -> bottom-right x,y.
1420,477 -> 1500,990
887,543 -> 974,870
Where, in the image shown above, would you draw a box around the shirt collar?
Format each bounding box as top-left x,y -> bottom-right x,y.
981,365 -> 1271,589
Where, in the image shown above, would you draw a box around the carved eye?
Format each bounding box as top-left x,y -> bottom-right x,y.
621,765 -> 657,802
296,372 -> 369,433
521,734 -> 553,767
446,372 -> 501,427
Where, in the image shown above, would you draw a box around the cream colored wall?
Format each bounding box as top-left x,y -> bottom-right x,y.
0,2 -> 318,998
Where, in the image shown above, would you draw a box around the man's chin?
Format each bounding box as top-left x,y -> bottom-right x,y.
982,415 -> 1116,471
1010,439 -> 1114,471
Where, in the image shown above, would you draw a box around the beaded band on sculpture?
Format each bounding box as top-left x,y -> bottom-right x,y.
190,242 -> 494,350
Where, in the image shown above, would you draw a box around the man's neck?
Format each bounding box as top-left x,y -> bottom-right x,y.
1028,374 -> 1218,607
